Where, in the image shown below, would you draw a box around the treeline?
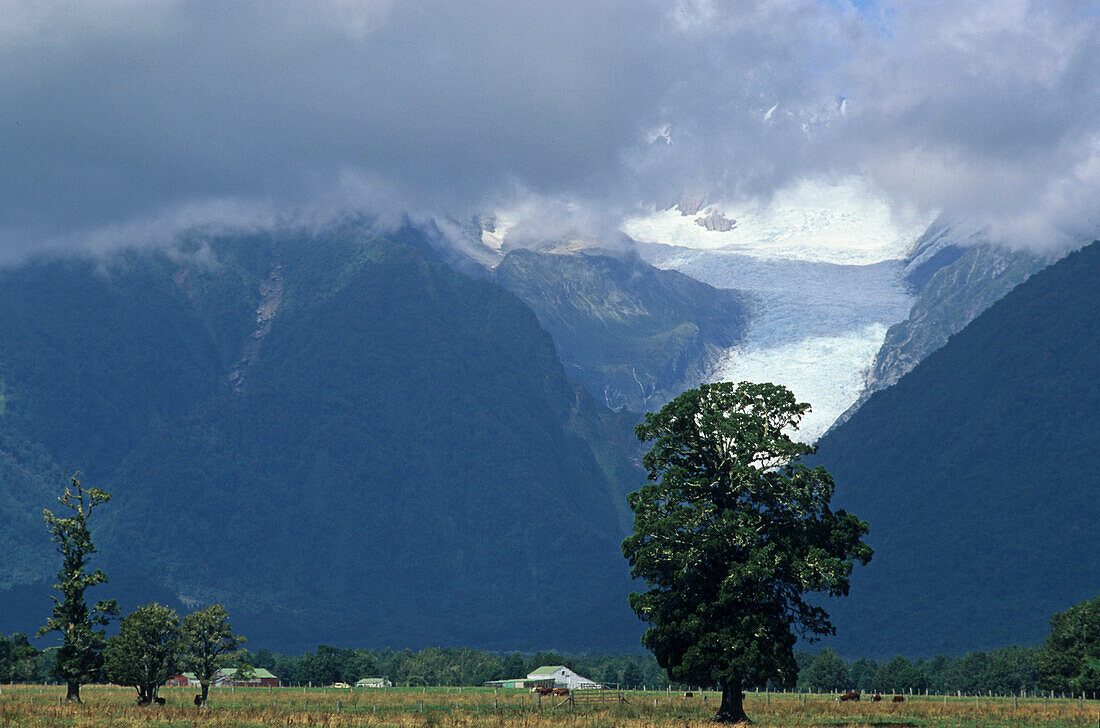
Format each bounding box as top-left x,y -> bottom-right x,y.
795,647 -> 1042,695
4,636 -> 1096,698
0,637 -> 1074,696
0,638 -> 668,689
245,647 -> 667,689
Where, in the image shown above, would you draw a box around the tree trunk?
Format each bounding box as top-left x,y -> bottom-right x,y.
201,682 -> 210,707
714,680 -> 750,724
65,681 -> 81,703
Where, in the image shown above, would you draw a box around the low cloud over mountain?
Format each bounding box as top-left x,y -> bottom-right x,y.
2,1 -> 1098,258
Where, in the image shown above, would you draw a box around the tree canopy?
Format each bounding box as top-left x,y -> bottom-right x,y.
37,476 -> 119,702
800,648 -> 850,693
622,382 -> 872,722
0,633 -> 39,683
104,603 -> 180,705
1037,594 -> 1100,696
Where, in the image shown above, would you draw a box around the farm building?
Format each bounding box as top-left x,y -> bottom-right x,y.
483,677 -> 554,689
165,672 -> 200,687
216,667 -> 279,687
356,677 -> 393,688
526,666 -> 601,690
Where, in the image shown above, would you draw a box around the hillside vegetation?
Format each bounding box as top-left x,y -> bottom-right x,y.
0,226 -> 643,653
815,241 -> 1100,657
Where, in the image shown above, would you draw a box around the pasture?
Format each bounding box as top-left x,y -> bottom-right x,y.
0,684 -> 1097,728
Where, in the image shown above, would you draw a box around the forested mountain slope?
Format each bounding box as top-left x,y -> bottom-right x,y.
0,227 -> 644,653
814,240 -> 1100,657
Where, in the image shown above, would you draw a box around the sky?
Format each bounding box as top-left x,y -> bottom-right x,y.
2,0 -> 1098,259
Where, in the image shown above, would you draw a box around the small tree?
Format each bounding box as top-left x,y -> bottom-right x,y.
621,661 -> 644,689
231,654 -> 257,684
37,476 -> 119,703
800,648 -> 851,693
622,382 -> 873,723
104,603 -> 180,705
0,633 -> 40,683
180,604 -> 246,707
874,656 -> 925,693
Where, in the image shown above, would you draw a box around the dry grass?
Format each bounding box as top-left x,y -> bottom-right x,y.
1,685 -> 1097,728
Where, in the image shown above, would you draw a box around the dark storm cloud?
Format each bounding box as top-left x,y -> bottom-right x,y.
1,0 -> 1098,257
0,0 -> 667,246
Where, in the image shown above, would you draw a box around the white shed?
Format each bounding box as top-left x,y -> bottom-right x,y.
526,666 -> 601,690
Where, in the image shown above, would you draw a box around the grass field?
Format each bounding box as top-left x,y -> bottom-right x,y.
1,685 -> 1097,728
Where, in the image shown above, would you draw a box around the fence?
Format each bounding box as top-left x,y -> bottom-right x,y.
565,685 -> 627,709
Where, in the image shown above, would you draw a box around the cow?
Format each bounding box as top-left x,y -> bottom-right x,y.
534,686 -> 553,696
195,695 -> 204,707
839,692 -> 861,702
684,691 -> 694,698
872,694 -> 882,702
154,696 -> 166,706
553,688 -> 569,696
892,695 -> 905,703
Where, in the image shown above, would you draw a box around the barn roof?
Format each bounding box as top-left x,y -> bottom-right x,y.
221,667 -> 277,679
528,666 -> 567,677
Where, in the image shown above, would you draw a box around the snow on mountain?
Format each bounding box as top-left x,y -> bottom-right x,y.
637,246 -> 913,440
623,178 -> 929,266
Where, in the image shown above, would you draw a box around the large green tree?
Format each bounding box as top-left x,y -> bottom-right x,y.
104,603 -> 181,705
180,604 -> 246,707
622,382 -> 872,723
1036,594 -> 1100,696
37,476 -> 119,703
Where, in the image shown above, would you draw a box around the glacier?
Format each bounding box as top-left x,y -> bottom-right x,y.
627,178 -> 925,440
637,246 -> 914,440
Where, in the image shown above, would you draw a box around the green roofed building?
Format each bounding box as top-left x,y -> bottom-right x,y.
216,667 -> 279,687
483,678 -> 538,689
356,677 -> 393,688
